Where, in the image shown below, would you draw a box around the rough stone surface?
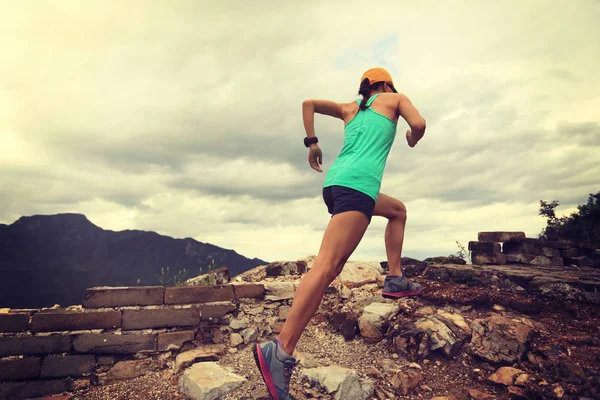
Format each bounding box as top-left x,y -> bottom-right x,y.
241,328 -> 258,344
477,231 -> 526,242
0,379 -> 68,399
264,282 -> 296,301
73,333 -> 157,354
470,315 -> 534,364
41,354 -> 96,378
338,261 -> 384,289
0,313 -> 29,332
471,252 -> 506,265
232,284 -> 265,299
164,285 -> 235,304
158,330 -> 195,351
0,357 -> 41,380
265,261 -> 307,276
423,256 -> 467,265
186,267 -> 231,286
179,362 -> 246,400
30,309 -> 121,332
279,306 -> 291,321
174,345 -> 225,374
83,286 -> 164,308
103,359 -> 152,382
358,302 -> 399,342
122,307 -> 199,330
397,313 -> 471,357
229,317 -> 248,330
468,241 -> 501,253
389,368 -> 424,395
299,365 -> 373,400
468,389 -> 495,399
200,302 -> 236,320
230,333 -> 243,347
0,335 -> 72,356
487,366 -> 524,385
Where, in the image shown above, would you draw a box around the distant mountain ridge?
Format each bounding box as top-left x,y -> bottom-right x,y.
0,213 -> 268,308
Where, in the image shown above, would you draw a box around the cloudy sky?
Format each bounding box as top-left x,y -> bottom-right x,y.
1,1 -> 598,263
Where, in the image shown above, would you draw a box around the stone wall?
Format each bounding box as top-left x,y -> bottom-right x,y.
469,231 -> 600,267
0,283 -> 268,399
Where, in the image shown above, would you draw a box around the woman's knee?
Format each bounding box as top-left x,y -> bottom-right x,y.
392,200 -> 407,222
313,256 -> 347,282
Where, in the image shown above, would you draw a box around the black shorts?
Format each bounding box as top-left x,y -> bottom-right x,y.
322,185 -> 376,223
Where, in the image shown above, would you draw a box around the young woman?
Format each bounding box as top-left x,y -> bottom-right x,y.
254,67 -> 427,400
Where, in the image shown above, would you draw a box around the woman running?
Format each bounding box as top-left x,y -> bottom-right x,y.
254,67 -> 427,400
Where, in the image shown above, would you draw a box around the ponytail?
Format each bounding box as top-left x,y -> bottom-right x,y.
357,79 -> 384,110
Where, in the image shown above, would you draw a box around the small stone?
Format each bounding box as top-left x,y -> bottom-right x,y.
493,304 -> 505,311
230,318 -> 248,330
230,333 -> 243,347
508,386 -> 526,398
247,306 -> 265,315
279,306 -> 291,321
178,362 -> 246,399
408,362 -> 422,370
514,373 -> 530,386
488,367 -> 524,386
341,287 -> 352,299
368,366 -> 383,379
242,328 -> 258,344
553,386 -> 564,398
468,389 -> 494,399
392,354 -> 399,359
416,306 -> 434,316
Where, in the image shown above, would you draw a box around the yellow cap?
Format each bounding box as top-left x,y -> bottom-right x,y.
361,67 -> 394,86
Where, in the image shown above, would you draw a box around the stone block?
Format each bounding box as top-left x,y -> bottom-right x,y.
73,333 -> 156,354
83,286 -> 164,308
0,379 -> 68,398
0,335 -> 71,357
200,302 -> 236,320
164,285 -> 235,305
471,252 -> 506,265
0,357 -> 41,380
233,284 -> 265,299
30,309 -> 121,332
121,307 -> 199,330
41,355 -> 96,377
477,232 -> 525,242
102,359 -> 152,383
540,247 -> 561,258
505,253 -> 553,266
158,330 -> 195,351
468,241 -> 501,253
561,248 -> 581,258
0,313 -> 29,333
503,241 -> 543,256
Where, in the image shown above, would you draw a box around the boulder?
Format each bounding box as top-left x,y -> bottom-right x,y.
178,362 -> 246,400
299,365 -> 373,400
338,261 -> 384,289
470,315 -> 534,364
358,302 -> 399,342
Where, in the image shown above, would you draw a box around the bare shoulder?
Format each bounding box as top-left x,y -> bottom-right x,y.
340,100 -> 359,119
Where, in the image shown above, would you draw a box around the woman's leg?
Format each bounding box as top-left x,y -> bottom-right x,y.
278,211 -> 370,356
372,193 -> 408,277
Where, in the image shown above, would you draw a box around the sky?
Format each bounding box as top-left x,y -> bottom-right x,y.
1,0 -> 599,263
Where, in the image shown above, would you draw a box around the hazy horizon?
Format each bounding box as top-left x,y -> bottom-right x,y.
1,1 -> 598,262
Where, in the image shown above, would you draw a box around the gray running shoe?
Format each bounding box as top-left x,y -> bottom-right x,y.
253,337 -> 297,400
382,274 -> 423,299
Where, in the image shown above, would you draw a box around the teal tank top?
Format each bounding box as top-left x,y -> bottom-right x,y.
323,93 -> 397,201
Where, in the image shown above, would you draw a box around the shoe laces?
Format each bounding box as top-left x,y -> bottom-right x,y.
282,363 -> 295,393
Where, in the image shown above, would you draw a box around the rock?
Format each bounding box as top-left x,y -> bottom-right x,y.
471,252 -> 507,265
469,241 -> 501,253
186,267 -> 230,286
558,360 -> 586,379
436,309 -> 471,334
488,367 -> 524,385
389,368 -> 423,395
416,306 -> 435,316
493,305 -> 505,311
423,256 -> 466,265
103,359 -> 152,383
230,333 -> 243,347
358,302 -> 399,342
299,365 -> 373,400
508,386 -> 526,398
178,362 -> 246,400
553,386 -> 564,398
340,287 -> 352,299
264,282 -> 296,301
514,373 -> 530,386
396,314 -> 471,358
400,257 -> 428,277
265,261 -> 307,276
468,389 -> 495,399
174,345 -> 225,374
330,311 -> 359,341
478,232 -> 526,242
279,306 -> 290,321
241,328 -> 258,344
230,318 -> 248,330
293,350 -> 319,368
470,315 -> 534,364
338,261 -> 384,289
246,306 -> 264,316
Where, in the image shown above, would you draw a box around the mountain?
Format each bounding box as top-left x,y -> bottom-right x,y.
0,214 -> 268,308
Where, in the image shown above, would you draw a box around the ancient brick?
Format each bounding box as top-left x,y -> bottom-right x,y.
471,252 -> 506,265
121,307 -> 199,330
540,247 -> 561,258
200,302 -> 236,321
30,309 -> 121,332
0,357 -> 41,380
0,335 -> 71,357
561,248 -> 581,258
0,379 -> 68,398
502,241 -> 543,256
41,355 -> 96,378
0,313 -> 29,333
83,286 -> 165,308
97,356 -> 115,366
164,285 -> 235,304
468,241 -> 501,253
477,232 -> 525,242
233,284 -> 265,299
158,330 -> 195,351
505,253 -> 536,264
102,359 -> 152,383
73,333 -> 156,354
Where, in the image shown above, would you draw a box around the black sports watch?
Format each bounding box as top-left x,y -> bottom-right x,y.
304,136 -> 318,147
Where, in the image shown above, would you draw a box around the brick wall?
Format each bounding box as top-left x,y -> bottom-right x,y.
0,283 -> 265,398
